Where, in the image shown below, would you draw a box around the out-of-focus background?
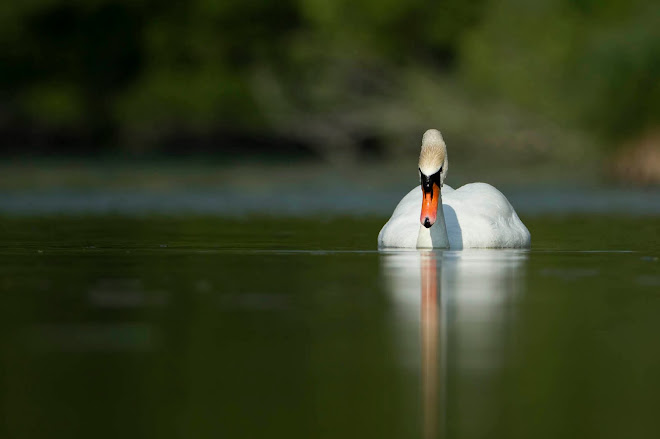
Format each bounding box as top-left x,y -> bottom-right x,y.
2,0 -> 660,195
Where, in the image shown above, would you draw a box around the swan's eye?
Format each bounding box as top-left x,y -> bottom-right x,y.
420,169 -> 441,193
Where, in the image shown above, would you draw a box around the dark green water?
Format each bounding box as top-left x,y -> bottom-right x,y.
1,216 -> 659,438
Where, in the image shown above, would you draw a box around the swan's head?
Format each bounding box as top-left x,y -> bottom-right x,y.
418,129 -> 448,228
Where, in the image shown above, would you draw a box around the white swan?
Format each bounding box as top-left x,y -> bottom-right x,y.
378,129 -> 531,249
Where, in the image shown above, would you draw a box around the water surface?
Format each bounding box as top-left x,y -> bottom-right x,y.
0,216 -> 658,438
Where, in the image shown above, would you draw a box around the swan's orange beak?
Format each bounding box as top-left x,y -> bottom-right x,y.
420,182 -> 440,228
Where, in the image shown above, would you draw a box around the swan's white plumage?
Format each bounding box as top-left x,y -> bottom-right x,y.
378,183 -> 531,249
419,129 -> 448,178
379,129 -> 530,249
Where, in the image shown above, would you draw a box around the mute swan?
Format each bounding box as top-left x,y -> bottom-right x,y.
378,129 -> 531,249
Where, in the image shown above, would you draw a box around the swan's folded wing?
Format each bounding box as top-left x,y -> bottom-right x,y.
444,183 -> 530,248
378,187 -> 421,248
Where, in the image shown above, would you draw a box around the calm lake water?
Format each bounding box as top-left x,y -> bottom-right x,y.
1,215 -> 659,438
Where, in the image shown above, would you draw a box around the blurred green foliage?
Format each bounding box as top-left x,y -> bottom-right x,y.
462,0 -> 660,143
1,0 -> 658,154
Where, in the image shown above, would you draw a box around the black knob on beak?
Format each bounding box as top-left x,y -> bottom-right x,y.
423,218 -> 432,228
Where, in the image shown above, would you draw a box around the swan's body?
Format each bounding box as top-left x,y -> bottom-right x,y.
378,129 -> 531,249
378,183 -> 530,249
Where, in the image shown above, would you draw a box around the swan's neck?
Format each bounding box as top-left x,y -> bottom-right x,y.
416,196 -> 449,249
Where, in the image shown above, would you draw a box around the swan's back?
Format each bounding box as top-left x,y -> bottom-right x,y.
378,183 -> 530,249
443,183 -> 530,249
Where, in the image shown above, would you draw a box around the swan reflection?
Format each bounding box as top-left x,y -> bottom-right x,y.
381,249 -> 528,438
